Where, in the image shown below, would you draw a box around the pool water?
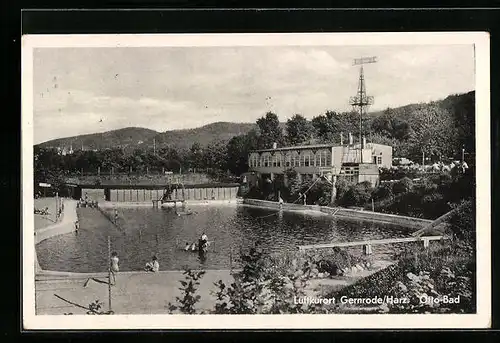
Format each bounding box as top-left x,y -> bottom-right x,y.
36,205 -> 413,272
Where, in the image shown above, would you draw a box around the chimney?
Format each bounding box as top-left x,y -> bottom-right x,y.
272,142 -> 277,149
363,136 -> 366,148
348,132 -> 353,145
340,132 -> 344,145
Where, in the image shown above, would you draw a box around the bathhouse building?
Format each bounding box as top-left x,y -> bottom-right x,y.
246,137 -> 392,188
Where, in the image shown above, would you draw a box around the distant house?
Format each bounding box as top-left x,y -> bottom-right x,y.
57,145 -> 74,156
247,139 -> 392,188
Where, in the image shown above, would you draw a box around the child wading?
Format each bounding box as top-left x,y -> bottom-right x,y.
110,252 -> 119,285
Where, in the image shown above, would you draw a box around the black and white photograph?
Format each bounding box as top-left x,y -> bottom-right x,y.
22,33 -> 491,329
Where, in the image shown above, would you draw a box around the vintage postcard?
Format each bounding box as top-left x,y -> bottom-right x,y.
22,32 -> 490,329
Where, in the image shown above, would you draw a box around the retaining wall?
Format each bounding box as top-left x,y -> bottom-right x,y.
242,198 -> 432,230
34,200 -> 78,273
107,186 -> 239,202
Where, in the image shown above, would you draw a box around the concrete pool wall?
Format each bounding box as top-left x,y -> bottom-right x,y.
242,198 -> 433,230
34,199 -> 78,274
79,185 -> 240,203
98,198 -> 240,209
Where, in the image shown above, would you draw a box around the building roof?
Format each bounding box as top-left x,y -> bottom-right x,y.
250,143 -> 338,153
68,182 -> 241,189
250,142 -> 391,153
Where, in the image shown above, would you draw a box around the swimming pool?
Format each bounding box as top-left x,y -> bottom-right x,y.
36,205 -> 413,272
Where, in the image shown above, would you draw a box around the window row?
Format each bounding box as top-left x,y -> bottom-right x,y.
372,156 -> 383,165
340,167 -> 359,175
249,151 -> 332,168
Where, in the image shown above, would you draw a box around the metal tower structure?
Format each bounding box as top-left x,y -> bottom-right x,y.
349,56 -> 377,162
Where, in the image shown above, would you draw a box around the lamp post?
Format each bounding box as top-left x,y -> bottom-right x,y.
330,167 -> 338,205
55,191 -> 59,220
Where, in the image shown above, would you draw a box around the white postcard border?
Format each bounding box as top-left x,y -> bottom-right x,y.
22,32 -> 491,330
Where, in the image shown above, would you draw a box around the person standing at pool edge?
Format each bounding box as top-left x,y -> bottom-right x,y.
110,252 -> 119,285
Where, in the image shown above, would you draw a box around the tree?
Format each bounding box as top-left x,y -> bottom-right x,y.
284,168 -> 301,202
334,177 -> 350,204
311,111 -> 339,143
100,148 -> 125,172
285,114 -> 313,146
311,111 -> 359,144
203,140 -> 228,175
340,182 -> 373,207
371,108 -> 411,140
226,130 -> 259,176
407,105 -> 457,162
189,142 -> 204,171
440,91 -> 475,155
302,178 -> 332,205
372,182 -> 394,201
341,111 -> 363,137
448,198 -> 475,246
392,177 -> 414,195
256,112 -> 284,149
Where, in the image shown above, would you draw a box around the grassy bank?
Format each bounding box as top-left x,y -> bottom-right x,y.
328,241 -> 475,313
327,198 -> 476,314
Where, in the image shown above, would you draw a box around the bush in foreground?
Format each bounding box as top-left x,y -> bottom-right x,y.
329,196 -> 476,314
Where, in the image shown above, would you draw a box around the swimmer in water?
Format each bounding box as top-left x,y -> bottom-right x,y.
145,255 -> 160,272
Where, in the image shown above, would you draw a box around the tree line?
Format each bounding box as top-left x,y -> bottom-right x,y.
34,91 -> 474,190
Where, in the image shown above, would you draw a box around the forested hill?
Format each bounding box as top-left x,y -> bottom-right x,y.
37,91 -> 474,154
38,122 -> 256,151
150,122 -> 257,150
38,127 -> 159,150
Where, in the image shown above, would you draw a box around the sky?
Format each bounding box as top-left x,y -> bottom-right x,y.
33,45 -> 475,144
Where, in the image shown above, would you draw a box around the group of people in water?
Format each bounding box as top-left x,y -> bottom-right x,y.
184,232 -> 210,253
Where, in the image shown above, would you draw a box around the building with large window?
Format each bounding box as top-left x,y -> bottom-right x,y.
247,140 -> 392,188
